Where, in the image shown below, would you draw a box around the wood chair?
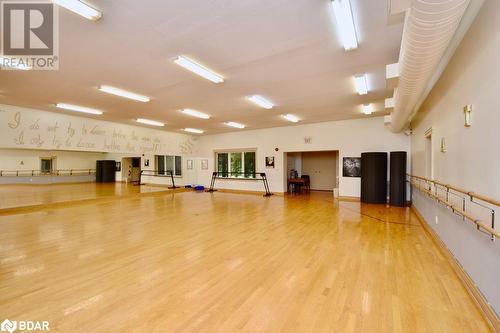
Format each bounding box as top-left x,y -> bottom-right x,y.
301,175 -> 311,192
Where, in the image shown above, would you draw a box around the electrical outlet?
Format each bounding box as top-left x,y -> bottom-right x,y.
435,216 -> 439,225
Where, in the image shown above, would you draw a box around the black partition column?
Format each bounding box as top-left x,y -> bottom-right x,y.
361,152 -> 388,204
389,151 -> 407,206
96,160 -> 116,183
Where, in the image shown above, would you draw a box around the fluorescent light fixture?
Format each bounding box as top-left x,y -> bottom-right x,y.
362,104 -> 374,115
181,109 -> 210,119
136,118 -> 164,127
385,97 -> 394,109
56,103 -> 102,115
98,85 -> 150,102
247,95 -> 274,109
53,0 -> 102,21
173,56 -> 224,83
184,128 -> 204,134
282,114 -> 300,123
224,121 -> 245,129
353,74 -> 368,95
331,0 -> 358,51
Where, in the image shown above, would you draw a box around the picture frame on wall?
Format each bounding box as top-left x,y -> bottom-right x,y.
115,161 -> 121,172
343,157 -> 361,177
265,156 -> 275,168
201,159 -> 208,170
187,159 -> 193,170
144,159 -> 149,167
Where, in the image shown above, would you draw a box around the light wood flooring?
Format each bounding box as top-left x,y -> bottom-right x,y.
0,186 -> 491,332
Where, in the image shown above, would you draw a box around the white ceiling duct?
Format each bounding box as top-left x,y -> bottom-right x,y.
390,0 -> 471,132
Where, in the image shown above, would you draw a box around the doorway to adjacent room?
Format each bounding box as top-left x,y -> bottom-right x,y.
121,157 -> 141,183
285,150 -> 339,195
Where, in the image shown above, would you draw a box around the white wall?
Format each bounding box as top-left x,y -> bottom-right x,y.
0,104 -> 199,186
0,104 -> 196,155
0,148 -> 105,171
197,117 -> 410,195
410,0 -> 500,314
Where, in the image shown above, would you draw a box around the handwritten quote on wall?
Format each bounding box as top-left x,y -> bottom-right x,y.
0,106 -> 195,155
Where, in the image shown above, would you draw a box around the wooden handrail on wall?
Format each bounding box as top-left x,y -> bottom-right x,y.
408,174 -> 499,240
0,169 -> 96,177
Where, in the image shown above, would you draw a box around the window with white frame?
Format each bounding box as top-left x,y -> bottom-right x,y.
215,151 -> 256,178
155,155 -> 182,176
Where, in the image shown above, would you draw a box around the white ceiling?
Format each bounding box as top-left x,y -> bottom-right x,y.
0,0 -> 403,134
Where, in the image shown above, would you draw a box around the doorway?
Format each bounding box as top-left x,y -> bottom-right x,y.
285,151 -> 339,194
122,157 -> 141,183
40,157 -> 56,174
425,129 -> 433,180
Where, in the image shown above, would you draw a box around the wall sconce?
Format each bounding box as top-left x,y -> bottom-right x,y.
464,104 -> 472,127
440,138 -> 447,153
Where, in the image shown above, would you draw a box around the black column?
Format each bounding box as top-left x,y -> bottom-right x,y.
389,151 -> 407,207
361,152 -> 388,204
96,160 -> 116,183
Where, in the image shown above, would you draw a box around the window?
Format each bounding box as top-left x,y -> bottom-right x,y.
155,155 -> 182,176
40,158 -> 54,174
216,151 -> 256,178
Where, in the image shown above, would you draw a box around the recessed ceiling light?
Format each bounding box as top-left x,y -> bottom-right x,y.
247,95 -> 274,109
224,122 -> 245,129
54,0 -> 102,21
184,128 -> 204,134
282,114 -> 300,123
181,109 -> 210,119
331,0 -> 358,51
136,118 -> 164,127
56,103 -> 102,115
98,85 -> 150,102
173,56 -> 224,83
362,104 -> 374,115
353,74 -> 368,95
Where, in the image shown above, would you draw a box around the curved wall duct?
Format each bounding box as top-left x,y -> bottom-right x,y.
390,0 -> 470,132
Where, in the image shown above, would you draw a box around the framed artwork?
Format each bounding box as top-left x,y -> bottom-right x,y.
187,159 -> 193,170
115,161 -> 121,172
265,156 -> 275,168
144,159 -> 149,167
343,157 -> 361,177
201,159 -> 208,170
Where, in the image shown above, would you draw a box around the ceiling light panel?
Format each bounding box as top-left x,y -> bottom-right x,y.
173,56 -> 224,83
136,118 -> 164,127
224,122 -> 245,129
362,104 -> 374,115
184,128 -> 204,134
98,85 -> 150,102
331,0 -> 358,51
56,103 -> 102,115
54,0 -> 102,21
282,114 -> 300,123
181,109 -> 210,119
247,95 -> 274,109
353,74 -> 368,95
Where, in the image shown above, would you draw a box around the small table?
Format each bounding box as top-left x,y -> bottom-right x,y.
288,178 -> 306,194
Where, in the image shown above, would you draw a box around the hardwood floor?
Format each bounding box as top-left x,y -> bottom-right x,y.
0,182 -> 168,209
0,188 -> 491,332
